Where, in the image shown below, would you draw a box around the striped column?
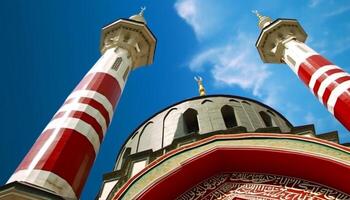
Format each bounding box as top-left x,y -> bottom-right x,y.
283,39 -> 350,131
7,47 -> 132,199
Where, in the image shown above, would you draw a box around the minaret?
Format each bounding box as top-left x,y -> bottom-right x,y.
254,11 -> 350,131
2,8 -> 156,199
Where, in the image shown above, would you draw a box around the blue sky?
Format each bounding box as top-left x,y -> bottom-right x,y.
0,0 -> 350,199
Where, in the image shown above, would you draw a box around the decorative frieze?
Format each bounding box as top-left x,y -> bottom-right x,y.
177,172 -> 350,200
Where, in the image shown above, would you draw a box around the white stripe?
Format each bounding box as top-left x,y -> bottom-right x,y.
58,102 -> 107,134
7,169 -> 77,200
309,65 -> 340,89
317,72 -> 348,102
90,48 -> 115,72
44,117 -> 100,154
26,110 -> 74,176
67,90 -> 114,120
283,40 -> 318,74
87,47 -> 131,90
327,80 -> 350,114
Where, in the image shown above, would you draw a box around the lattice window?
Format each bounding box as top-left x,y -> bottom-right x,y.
286,55 -> 296,66
112,57 -> 122,71
123,66 -> 130,81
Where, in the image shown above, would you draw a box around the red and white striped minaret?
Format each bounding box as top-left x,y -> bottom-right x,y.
254,11 -> 350,131
5,8 -> 156,199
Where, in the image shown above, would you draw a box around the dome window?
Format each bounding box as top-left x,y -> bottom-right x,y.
259,111 -> 276,127
183,108 -> 199,134
221,105 -> 237,128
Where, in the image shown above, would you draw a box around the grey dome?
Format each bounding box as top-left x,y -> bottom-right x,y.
114,95 -> 292,171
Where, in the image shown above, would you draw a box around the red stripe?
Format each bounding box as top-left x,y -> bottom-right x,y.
52,110 -> 104,142
74,72 -> 121,108
322,76 -> 350,105
334,90 -> 350,131
297,55 -> 332,85
15,129 -> 54,172
312,68 -> 344,95
78,97 -> 110,126
62,97 -> 110,127
17,128 -> 96,198
68,111 -> 104,142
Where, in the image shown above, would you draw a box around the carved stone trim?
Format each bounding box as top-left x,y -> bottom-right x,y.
178,172 -> 350,200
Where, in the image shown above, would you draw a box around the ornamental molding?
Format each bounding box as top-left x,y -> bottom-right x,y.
113,133 -> 350,200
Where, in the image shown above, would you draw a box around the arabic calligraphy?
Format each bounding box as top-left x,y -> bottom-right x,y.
177,172 -> 349,200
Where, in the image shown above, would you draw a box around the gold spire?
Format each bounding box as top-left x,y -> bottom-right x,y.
129,6 -> 147,24
194,76 -> 206,96
252,10 -> 272,29
139,6 -> 146,16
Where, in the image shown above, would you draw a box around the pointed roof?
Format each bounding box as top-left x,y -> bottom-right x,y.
252,10 -> 272,29
129,6 -> 147,24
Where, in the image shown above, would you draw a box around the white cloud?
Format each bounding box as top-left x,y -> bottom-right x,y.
174,1 -> 286,109
189,33 -> 270,97
187,37 -> 308,126
324,5 -> 350,17
309,34 -> 350,57
174,0 -> 225,39
332,36 -> 350,55
309,0 -> 322,8
175,1 -> 310,126
174,0 -> 201,36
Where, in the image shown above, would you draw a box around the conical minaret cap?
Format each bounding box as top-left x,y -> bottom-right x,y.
129,6 -> 147,24
252,10 -> 272,29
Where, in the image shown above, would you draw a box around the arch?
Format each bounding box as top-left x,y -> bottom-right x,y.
183,108 -> 199,134
121,147 -> 131,168
162,108 -> 178,148
259,111 -> 276,127
221,105 -> 237,128
201,99 -> 213,104
229,99 -> 239,103
241,100 -> 258,129
136,121 -> 154,152
267,110 -> 276,116
241,100 -> 251,105
131,131 -> 138,139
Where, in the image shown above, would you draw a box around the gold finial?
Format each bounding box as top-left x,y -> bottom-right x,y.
129,6 -> 147,24
194,76 -> 206,96
252,10 -> 263,20
252,10 -> 272,29
139,6 -> 146,16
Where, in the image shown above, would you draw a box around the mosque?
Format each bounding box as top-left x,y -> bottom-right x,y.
1,7 -> 350,200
